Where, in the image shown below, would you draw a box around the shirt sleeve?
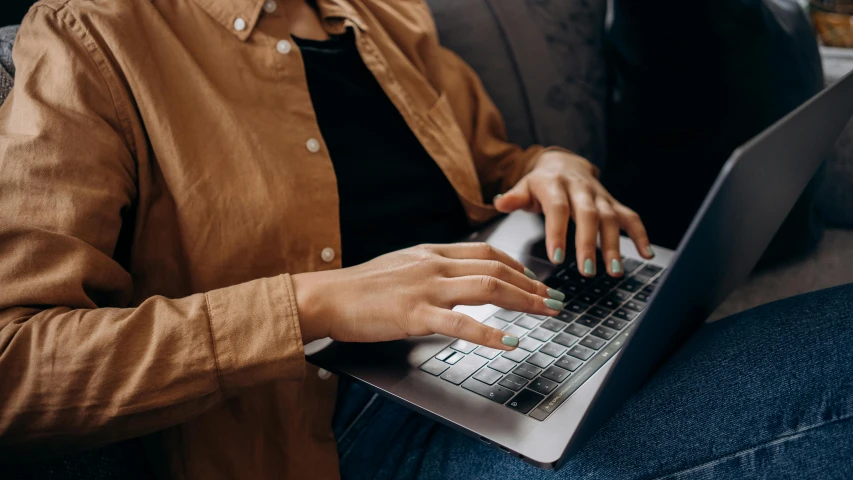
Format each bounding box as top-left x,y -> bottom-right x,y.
435,46 -> 562,199
0,5 -> 305,458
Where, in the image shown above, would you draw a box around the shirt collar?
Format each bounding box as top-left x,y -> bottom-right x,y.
191,0 -> 368,41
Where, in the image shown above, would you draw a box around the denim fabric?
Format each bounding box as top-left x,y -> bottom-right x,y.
335,283 -> 853,479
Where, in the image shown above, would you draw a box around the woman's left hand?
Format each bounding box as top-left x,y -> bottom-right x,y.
493,150 -> 654,277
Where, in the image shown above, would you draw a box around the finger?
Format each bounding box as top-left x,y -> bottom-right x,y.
430,308 -> 519,351
434,243 -> 529,277
569,184 -> 599,277
596,198 -> 623,277
493,177 -> 534,213
531,177 -> 570,265
442,259 -> 564,301
445,276 -> 564,318
614,203 -> 654,259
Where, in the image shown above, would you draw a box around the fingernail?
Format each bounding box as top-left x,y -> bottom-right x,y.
611,259 -> 623,274
583,259 -> 595,276
553,248 -> 565,264
493,194 -> 503,204
524,267 -> 537,280
501,335 -> 519,348
544,298 -> 565,311
546,288 -> 566,301
646,246 -> 655,258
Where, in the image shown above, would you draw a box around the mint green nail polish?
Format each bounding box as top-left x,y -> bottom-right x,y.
544,298 -> 564,311
583,258 -> 595,276
524,267 -> 537,280
553,248 -> 565,264
646,246 -> 656,258
501,335 -> 519,348
611,259 -> 623,274
546,288 -> 566,302
493,194 -> 503,204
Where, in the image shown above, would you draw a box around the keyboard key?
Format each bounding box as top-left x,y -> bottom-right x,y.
560,283 -> 582,295
564,323 -> 590,337
498,373 -> 528,391
420,358 -> 450,376
475,346 -> 502,359
552,332 -> 580,348
489,357 -> 516,374
584,285 -> 608,299
580,335 -> 606,350
435,349 -> 454,361
502,347 -> 529,363
565,300 -> 590,314
588,305 -> 612,319
642,285 -> 656,295
529,377 -> 560,395
541,365 -> 571,383
595,276 -> 620,289
619,278 -> 645,293
473,367 -> 503,385
518,337 -> 543,352
514,315 -> 539,330
539,342 -> 568,358
503,325 -> 527,338
529,314 -> 548,320
540,318 -> 567,332
556,311 -> 577,323
576,293 -> 597,305
567,345 -> 595,361
440,355 -> 488,385
526,352 -> 555,368
631,274 -> 653,285
507,389 -> 545,414
484,317 -> 509,330
613,309 -> 638,321
633,291 -> 651,302
598,297 -> 620,310
445,352 -> 465,364
555,355 -> 583,371
576,315 -> 600,328
512,363 -> 541,380
622,299 -> 645,313
591,326 -> 617,340
461,378 -> 514,403
622,258 -> 642,273
603,317 -> 629,330
450,340 -> 477,354
528,328 -> 554,342
494,309 -> 521,322
640,264 -> 663,276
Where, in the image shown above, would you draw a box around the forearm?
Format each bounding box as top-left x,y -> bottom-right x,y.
0,274 -> 304,459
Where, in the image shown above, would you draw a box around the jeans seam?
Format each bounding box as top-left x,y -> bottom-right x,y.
652,413 -> 853,479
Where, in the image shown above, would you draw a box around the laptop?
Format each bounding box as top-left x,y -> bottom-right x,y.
308,70 -> 853,469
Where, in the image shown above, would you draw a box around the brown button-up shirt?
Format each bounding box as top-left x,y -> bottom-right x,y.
0,0 -> 550,477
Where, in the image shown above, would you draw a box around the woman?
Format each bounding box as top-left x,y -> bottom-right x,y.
1,0 -> 850,478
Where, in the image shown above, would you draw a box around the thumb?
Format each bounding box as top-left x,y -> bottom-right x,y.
494,178 -> 534,213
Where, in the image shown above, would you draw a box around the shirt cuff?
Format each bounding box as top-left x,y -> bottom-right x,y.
204,274 -> 306,392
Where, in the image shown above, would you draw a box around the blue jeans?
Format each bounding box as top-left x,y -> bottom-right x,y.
333,284 -> 853,479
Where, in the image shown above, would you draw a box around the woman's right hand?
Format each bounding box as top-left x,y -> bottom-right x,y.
292,243 -> 566,351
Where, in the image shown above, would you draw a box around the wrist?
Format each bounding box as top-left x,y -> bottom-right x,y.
291,270 -> 333,344
534,149 -> 599,179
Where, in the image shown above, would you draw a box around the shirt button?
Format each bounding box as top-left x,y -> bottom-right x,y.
276,39 -> 292,55
306,138 -> 320,153
233,17 -> 247,32
263,0 -> 277,13
321,247 -> 335,263
317,368 -> 332,380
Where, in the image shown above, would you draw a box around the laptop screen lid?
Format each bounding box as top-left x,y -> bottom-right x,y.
561,71 -> 853,465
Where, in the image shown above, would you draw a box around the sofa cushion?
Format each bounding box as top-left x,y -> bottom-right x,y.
426,0 -> 607,166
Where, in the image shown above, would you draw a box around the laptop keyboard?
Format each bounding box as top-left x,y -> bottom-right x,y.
419,257 -> 666,421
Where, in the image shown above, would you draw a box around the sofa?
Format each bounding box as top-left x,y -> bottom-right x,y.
2,0 -> 853,475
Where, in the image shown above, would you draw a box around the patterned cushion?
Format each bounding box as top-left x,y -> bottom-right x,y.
426,0 -> 607,166
0,25 -> 17,106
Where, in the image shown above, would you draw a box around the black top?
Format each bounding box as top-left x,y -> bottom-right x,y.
294,30 -> 469,267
